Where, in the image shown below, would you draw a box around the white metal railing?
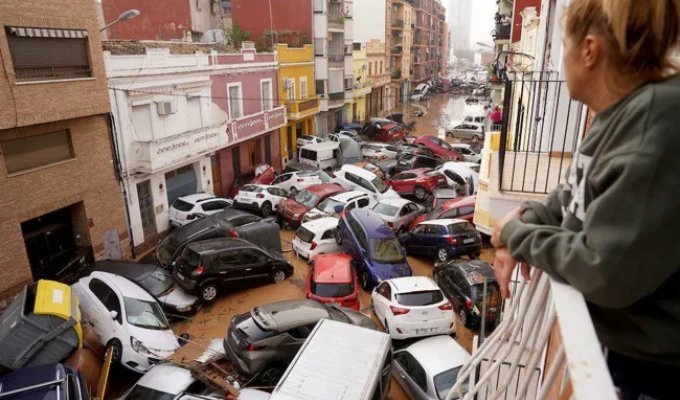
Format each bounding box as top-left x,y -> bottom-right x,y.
447,269 -> 618,400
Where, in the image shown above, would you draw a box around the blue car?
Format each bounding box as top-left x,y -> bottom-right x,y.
400,219 -> 482,262
336,208 -> 412,290
0,363 -> 90,399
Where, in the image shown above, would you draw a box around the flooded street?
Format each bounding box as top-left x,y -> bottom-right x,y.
393,93 -> 471,137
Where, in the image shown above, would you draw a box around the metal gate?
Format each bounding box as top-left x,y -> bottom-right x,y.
165,165 -> 197,207
136,180 -> 157,240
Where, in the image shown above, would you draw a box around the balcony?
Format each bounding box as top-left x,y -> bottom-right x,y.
328,91 -> 345,107
495,23 -> 512,41
391,19 -> 404,29
352,81 -> 372,97
328,15 -> 345,30
284,96 -> 320,120
328,53 -> 344,68
391,45 -> 403,54
391,68 -> 402,80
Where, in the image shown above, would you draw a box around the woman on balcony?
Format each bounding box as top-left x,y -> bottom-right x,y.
491,0 -> 680,399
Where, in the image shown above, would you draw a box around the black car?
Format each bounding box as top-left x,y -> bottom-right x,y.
155,209 -> 281,269
390,153 -> 442,175
89,260 -> 200,318
173,238 -> 293,302
433,260 -> 502,329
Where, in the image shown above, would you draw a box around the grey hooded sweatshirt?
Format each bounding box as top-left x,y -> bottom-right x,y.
500,75 -> 680,365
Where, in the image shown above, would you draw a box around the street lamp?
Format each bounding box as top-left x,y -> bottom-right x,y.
476,42 -> 494,49
99,9 -> 140,32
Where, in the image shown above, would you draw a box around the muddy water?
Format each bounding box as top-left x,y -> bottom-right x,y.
393,93 -> 469,137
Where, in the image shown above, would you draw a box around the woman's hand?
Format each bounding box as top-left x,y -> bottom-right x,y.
493,247 -> 532,298
491,207 -> 522,248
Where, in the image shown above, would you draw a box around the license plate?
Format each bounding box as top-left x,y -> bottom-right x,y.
176,272 -> 185,281
416,328 -> 432,335
463,238 -> 476,244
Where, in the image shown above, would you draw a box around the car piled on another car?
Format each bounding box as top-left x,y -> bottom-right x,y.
278,183 -> 344,228
233,184 -> 288,217
306,253 -> 360,310
400,219 -> 482,262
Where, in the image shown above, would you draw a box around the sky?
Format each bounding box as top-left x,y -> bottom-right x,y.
444,0 -> 496,50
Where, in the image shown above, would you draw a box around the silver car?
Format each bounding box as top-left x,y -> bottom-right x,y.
447,123 -> 485,144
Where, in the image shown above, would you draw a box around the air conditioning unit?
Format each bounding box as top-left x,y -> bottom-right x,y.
284,78 -> 295,89
156,100 -> 177,115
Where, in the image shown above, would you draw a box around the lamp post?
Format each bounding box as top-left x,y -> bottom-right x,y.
99,9 -> 140,33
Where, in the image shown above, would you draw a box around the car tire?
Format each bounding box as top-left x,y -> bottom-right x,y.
200,283 -> 219,303
290,187 -> 298,195
437,247 -> 449,262
261,201 -> 273,217
459,308 -> 468,328
272,269 -> 286,283
335,229 -> 343,245
106,339 -> 122,364
260,364 -> 285,387
414,186 -> 427,200
360,270 -> 371,291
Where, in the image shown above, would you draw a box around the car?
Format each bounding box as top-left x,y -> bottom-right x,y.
361,142 -> 400,161
233,184 -> 289,217
172,238 -> 293,302
372,198 -> 426,234
229,164 -> 277,198
155,209 -> 282,269
282,161 -> 317,174
447,122 -> 485,144
306,253 -> 360,310
72,271 -> 180,373
223,299 -> 377,385
123,363 -> 222,399
451,143 -> 482,163
371,123 -> 407,143
390,153 -> 442,176
297,142 -> 341,170
89,260 -> 200,318
410,83 -> 430,101
400,219 -> 482,262
409,195 -> 477,230
301,190 -> 372,223
353,160 -> 387,180
292,217 -> 341,261
413,135 -> 463,161
329,131 -> 361,143
168,194 -> 233,227
296,134 -> 326,147
332,164 -> 400,201
431,188 -> 458,208
270,170 -> 332,194
0,364 -> 90,400
336,208 -> 412,290
392,335 -> 471,400
398,142 -> 437,158
278,183 -> 344,228
372,277 -> 455,340
436,162 -> 479,195
458,160 -> 481,173
433,260 -> 502,329
387,168 -> 448,201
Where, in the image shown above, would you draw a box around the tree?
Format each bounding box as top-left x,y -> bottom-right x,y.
229,23 -> 250,49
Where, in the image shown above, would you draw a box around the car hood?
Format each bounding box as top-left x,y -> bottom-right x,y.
282,199 -> 309,215
127,325 -> 180,357
157,285 -> 199,309
381,187 -> 400,199
369,260 -> 413,280
337,308 -> 379,330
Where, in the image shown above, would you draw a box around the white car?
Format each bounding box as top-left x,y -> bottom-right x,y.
392,335 -> 471,400
271,170 -> 332,194
292,217 -> 341,261
372,198 -> 425,234
169,194 -> 233,227
446,122 -> 485,143
302,190 -> 373,223
333,164 -> 400,202
361,142 -> 400,161
233,184 -> 288,217
436,162 -> 479,196
372,276 -> 455,340
451,143 -> 482,164
297,134 -> 326,147
72,271 -> 180,373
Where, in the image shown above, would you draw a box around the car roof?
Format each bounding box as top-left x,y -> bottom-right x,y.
300,142 -> 339,151
177,193 -> 215,204
377,197 -> 411,207
301,217 -> 339,232
433,188 -> 457,198
440,195 -> 476,209
341,164 -> 379,180
307,183 -> 344,196
89,271 -> 155,301
440,162 -> 477,177
134,363 -> 194,395
348,208 -> 394,238
0,364 -> 69,397
252,300 -> 330,331
92,260 -> 158,281
444,260 -> 496,284
420,218 -> 468,226
313,254 -> 353,283
405,335 -> 471,376
186,237 -> 254,253
330,190 -> 368,202
388,276 -> 438,294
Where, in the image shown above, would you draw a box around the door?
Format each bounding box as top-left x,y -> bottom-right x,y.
213,250 -> 245,288
272,173 -> 293,191
136,180 -> 157,240
86,278 -> 123,342
318,228 -> 338,253
407,224 -> 427,255
393,351 -> 429,399
165,165 -> 198,206
390,172 -> 416,194
423,224 -> 446,253
264,135 -> 272,165
240,248 -> 272,282
373,282 -> 392,322
211,154 -> 222,196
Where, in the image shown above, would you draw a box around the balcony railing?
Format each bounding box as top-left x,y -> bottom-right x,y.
447,269 -> 617,400
328,92 -> 344,101
391,19 -> 404,28
495,23 -> 512,41
328,53 -> 344,66
391,69 -> 401,79
284,97 -> 320,117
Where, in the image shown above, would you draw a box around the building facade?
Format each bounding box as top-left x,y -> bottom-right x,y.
0,0 -> 130,299
277,43 -> 320,165
351,43 -> 372,121
365,39 -> 390,116
230,0 -> 313,49
389,0 -> 416,104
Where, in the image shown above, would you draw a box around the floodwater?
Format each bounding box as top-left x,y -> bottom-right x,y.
393,93 -> 470,137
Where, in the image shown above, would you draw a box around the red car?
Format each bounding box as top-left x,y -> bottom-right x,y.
413,135 -> 462,160
306,253 -> 360,310
278,183 -> 344,228
374,123 -> 407,143
408,195 -> 477,230
387,168 -> 448,201
228,164 -> 276,198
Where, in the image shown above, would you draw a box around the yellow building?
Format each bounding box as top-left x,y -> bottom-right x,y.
352,44 -> 372,122
277,43 -> 320,164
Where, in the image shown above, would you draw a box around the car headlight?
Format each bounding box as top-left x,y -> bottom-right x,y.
176,304 -> 193,313
130,337 -> 150,354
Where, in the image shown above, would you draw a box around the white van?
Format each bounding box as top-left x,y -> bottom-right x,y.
298,142 -> 341,170
269,319 -> 392,400
333,164 -> 400,201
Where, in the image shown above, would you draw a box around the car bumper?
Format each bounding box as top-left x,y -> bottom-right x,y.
280,214 -> 303,228
388,315 -> 455,340
121,346 -> 174,373
173,272 -> 199,294
223,337 -> 262,376
234,200 -> 261,212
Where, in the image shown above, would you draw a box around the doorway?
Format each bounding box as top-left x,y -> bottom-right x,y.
164,164 -> 197,207
136,180 -> 157,241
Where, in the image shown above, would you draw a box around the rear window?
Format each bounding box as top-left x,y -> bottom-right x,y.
241,185 -> 263,192
172,199 -> 194,212
395,290 -> 444,306
234,313 -> 277,341
448,222 -> 476,234
296,226 -> 316,243
374,203 -> 400,216
311,282 -> 355,298
182,248 -> 201,268
295,190 -> 320,208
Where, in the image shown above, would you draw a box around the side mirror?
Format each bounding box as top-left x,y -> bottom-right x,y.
110,310 -> 118,320
333,204 -> 344,214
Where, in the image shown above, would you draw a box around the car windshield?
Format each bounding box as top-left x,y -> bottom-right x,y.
295,190 -> 320,208
315,170 -> 332,183
171,199 -> 193,212
295,226 -> 316,243
427,205 -> 446,220
374,203 -> 400,216
138,269 -> 174,297
125,385 -> 175,400
241,185 -> 262,193
395,290 -> 444,306
311,282 -> 355,298
434,366 -> 464,400
369,238 -> 405,263
448,222 -> 476,234
316,197 -> 343,215
156,236 -> 177,266
371,177 -> 390,193
124,297 -> 170,330
182,247 -> 202,268
439,140 -> 453,151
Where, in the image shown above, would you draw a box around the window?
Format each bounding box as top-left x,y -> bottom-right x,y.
299,77 -> 308,99
392,172 -> 415,181
221,0 -> 232,14
187,96 -> 202,130
321,229 -> 335,240
426,224 -> 445,235
265,135 -> 272,165
313,0 -> 324,13
315,79 -> 325,95
286,78 -> 296,101
458,206 -> 475,215
131,104 -> 153,140
2,130 -> 74,174
376,282 -> 391,299
227,83 -> 243,119
260,79 -> 272,111
6,27 -> 91,82
201,200 -> 229,212
397,352 -> 428,392
231,147 -> 241,177
344,78 -> 352,90
66,375 -> 80,400
314,38 -> 325,56
379,61 -> 383,73
369,62 -> 373,75
353,42 -> 361,50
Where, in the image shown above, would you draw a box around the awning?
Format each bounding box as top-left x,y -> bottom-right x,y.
7,26 -> 88,39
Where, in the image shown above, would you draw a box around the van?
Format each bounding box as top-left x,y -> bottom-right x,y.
298,142 -> 341,170
269,319 -> 392,400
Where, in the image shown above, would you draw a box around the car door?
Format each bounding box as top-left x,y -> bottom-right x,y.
213,250 -> 244,288
240,248 -> 273,282
444,269 -> 465,311
372,282 -> 392,323
266,187 -> 287,210
200,200 -> 231,217
86,278 -> 123,342
393,351 -> 430,400
271,173 -> 293,191
318,228 -> 338,254
405,224 -> 427,255
423,224 -> 447,254
390,172 -> 416,194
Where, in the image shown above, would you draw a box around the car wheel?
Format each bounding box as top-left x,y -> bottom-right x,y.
272,269 -> 286,283
261,201 -> 273,217
106,339 -> 122,364
459,308 -> 468,328
472,135 -> 481,144
260,364 -> 285,387
335,229 -> 343,245
200,283 -> 219,303
360,271 -> 371,291
437,247 -> 449,262
414,186 -> 428,201
290,187 -> 298,195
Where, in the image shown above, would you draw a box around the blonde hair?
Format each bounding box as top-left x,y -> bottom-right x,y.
566,0 -> 680,81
